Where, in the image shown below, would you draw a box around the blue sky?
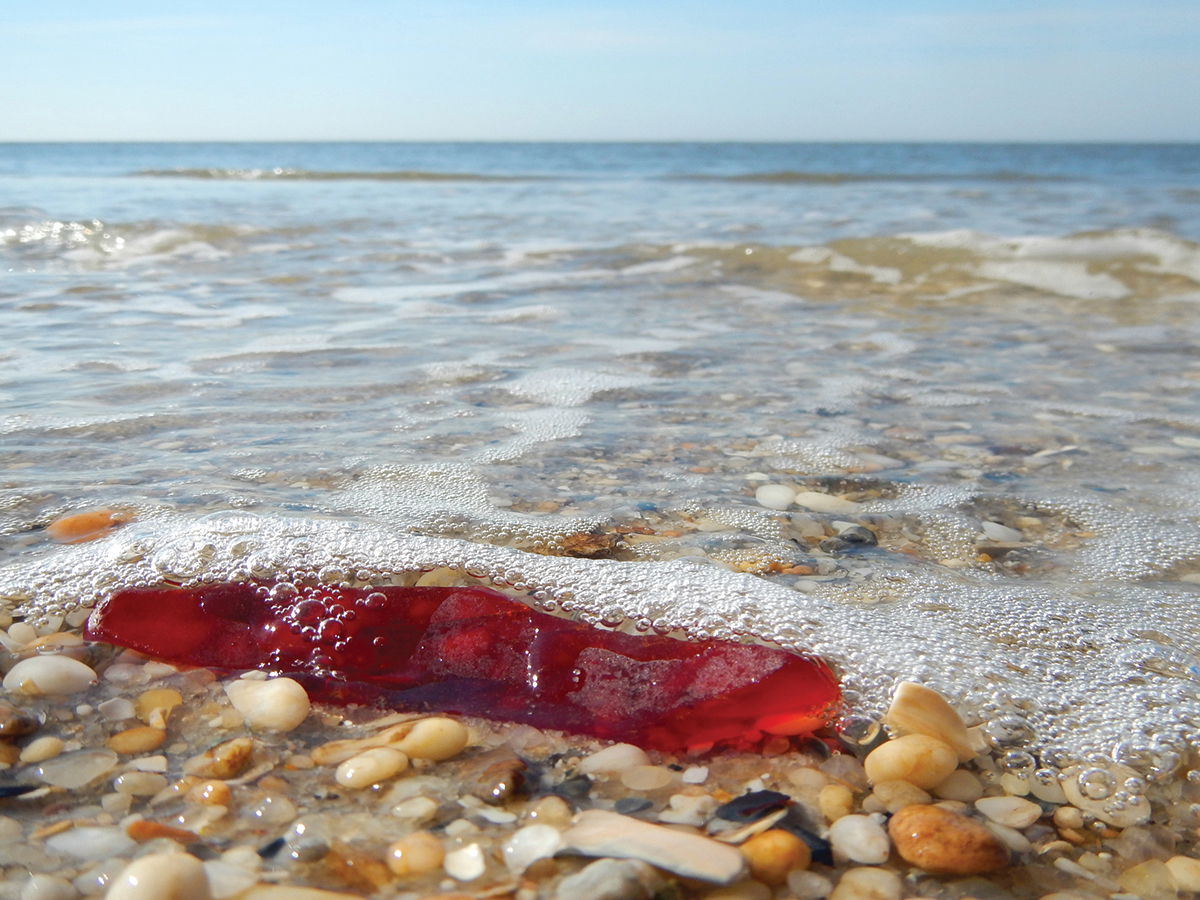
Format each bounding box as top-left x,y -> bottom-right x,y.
2,1 -> 1197,141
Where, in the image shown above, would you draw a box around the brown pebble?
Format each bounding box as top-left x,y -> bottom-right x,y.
888,804 -> 1009,875
0,741 -> 20,766
45,509 -> 130,543
325,840 -> 393,891
185,737 -> 254,779
740,830 -> 811,885
126,820 -> 199,843
462,748 -> 527,805
106,726 -> 166,755
387,831 -> 445,877
0,702 -> 41,738
186,779 -> 232,806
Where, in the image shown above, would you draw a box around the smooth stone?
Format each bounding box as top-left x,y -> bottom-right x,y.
789,870 -> 834,900
981,522 -> 1023,542
863,734 -> 958,790
1118,859 -> 1177,900
887,804 -> 1008,875
682,766 -> 709,784
827,815 -> 890,865
974,795 -> 1042,829
579,743 -> 651,775
756,485 -> 796,511
225,677 -> 309,732
1166,855 -> 1200,891
97,698 -> 136,721
933,769 -> 984,802
620,765 -> 675,791
47,826 -> 136,862
871,779 -> 932,813
201,861 -> 258,900
238,889 -> 361,900
1060,764 -> 1151,827
819,784 -> 856,822
334,747 -> 408,788
36,749 -> 119,789
740,829 -> 811,885
21,875 -> 78,900
792,492 -> 860,514
829,867 -> 903,900
556,858 -> 661,900
443,842 -> 486,881
4,657 -> 96,696
19,736 -> 64,764
502,824 -> 563,874
394,717 -> 468,761
561,809 -> 746,884
885,682 -> 975,762
387,831 -> 444,877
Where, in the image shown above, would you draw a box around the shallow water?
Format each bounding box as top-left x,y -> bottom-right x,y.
3,143 -> 1200,788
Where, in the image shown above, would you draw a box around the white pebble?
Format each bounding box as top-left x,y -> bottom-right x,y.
578,742 -> 650,775
36,749 -> 119,789
444,842 -> 486,881
502,824 -> 563,874
202,861 -> 259,900
657,792 -> 719,826
113,772 -> 169,796
975,795 -> 1042,829
792,491 -> 860,514
97,698 -> 136,721
392,796 -> 439,822
755,484 -> 796,510
335,747 -> 408,788
4,657 -> 97,696
21,874 -> 78,900
981,521 -> 1023,542
224,677 -> 310,732
106,852 -> 210,900
682,766 -> 709,784
789,870 -> 833,900
828,814 -> 891,864
46,826 -> 136,861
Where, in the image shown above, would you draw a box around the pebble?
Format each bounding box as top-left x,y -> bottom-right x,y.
201,861 -> 259,900
578,742 -> 650,774
1118,859 -> 1177,900
870,779 -> 932,812
1060,763 -> 1151,827
444,842 -> 486,881
981,521 -> 1023,542
136,688 -> 183,726
863,734 -> 958,789
932,769 -> 984,802
462,748 -> 526,805
46,509 -> 128,544
756,484 -> 796,510
620,765 -> 675,791
240,890 -> 360,900
975,795 -> 1042,829
502,824 -> 564,874
682,765 -> 709,784
395,716 -> 469,760
187,779 -> 232,805
829,867 -> 903,900
36,748 -> 119,789
3,657 -> 97,696
792,492 -> 860,514
106,852 -> 210,900
887,804 -> 1008,875
789,870 -> 834,900
46,826 -> 136,861
106,726 -> 166,755
184,737 -> 254,779
561,809 -> 746,884
20,875 -> 78,900
225,677 -> 310,732
1166,855 -> 1200,891
113,771 -> 169,796
555,858 -> 660,900
387,831 -> 445,877
19,736 -> 64,763
334,747 -> 409,788
740,829 -> 811,885
526,795 -> 574,827
884,682 -> 975,762
97,698 -> 136,722
819,783 -> 856,821
827,815 -> 891,864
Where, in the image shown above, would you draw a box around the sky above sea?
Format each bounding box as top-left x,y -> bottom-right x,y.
1,0 -> 1197,142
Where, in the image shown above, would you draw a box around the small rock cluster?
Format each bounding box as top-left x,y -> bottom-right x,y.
0,632 -> 1197,900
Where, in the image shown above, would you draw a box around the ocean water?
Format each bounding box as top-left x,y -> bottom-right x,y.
3,143 -> 1200,787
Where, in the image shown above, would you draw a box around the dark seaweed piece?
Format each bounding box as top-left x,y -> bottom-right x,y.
257,836 -> 287,858
776,807 -> 833,866
713,789 -> 792,822
614,797 -> 654,815
0,784 -> 38,799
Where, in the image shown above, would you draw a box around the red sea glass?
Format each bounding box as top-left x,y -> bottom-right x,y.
85,582 -> 839,752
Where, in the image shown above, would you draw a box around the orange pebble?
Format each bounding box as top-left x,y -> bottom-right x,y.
125,819 -> 199,843
45,509 -> 130,543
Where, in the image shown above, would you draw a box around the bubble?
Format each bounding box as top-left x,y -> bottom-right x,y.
984,715 -> 1036,749
1001,751 -> 1037,777
839,715 -> 883,746
1078,767 -> 1116,801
